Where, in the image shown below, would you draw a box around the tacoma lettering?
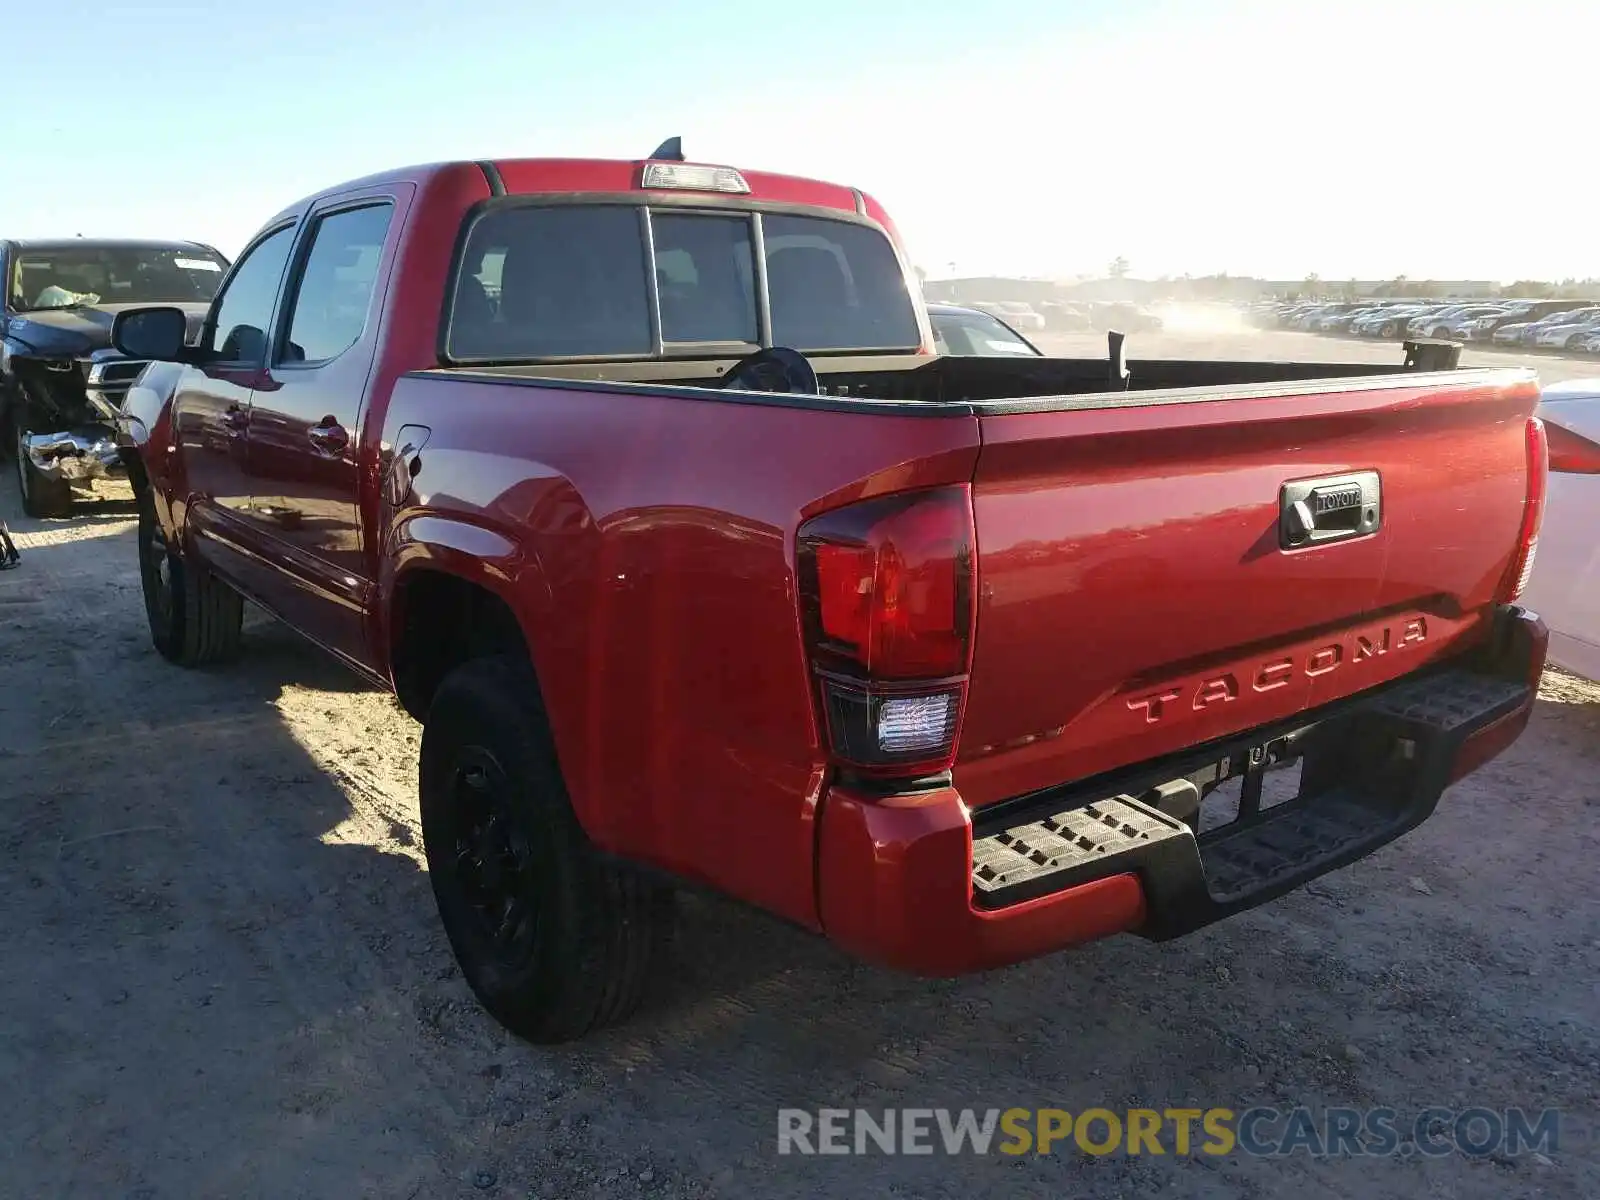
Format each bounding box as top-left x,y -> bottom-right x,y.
1355,629 -> 1391,659
1306,645 -> 1342,676
1128,617 -> 1431,726
1127,688 -> 1182,724
1254,657 -> 1295,691
1192,675 -> 1239,711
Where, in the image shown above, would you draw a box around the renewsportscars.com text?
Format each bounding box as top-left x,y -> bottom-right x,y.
776,1106 -> 1562,1158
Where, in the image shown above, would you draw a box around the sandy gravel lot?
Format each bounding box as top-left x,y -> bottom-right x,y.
1,330 -> 1597,1199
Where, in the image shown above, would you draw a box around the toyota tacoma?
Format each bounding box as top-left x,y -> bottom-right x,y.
108,143 -> 1549,1043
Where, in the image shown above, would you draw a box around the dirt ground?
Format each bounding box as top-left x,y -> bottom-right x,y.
1,330 -> 1597,1199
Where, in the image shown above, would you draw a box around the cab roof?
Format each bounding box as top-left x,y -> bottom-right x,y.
266,156 -> 877,228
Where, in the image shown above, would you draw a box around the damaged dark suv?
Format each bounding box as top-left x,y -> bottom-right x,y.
1,238 -> 230,516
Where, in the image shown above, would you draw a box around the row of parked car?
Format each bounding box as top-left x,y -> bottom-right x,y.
1250,297 -> 1600,354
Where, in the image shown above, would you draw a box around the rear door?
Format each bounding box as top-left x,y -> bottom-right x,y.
239,187 -> 409,670
954,372 -> 1540,807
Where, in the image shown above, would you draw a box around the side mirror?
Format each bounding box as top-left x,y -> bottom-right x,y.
111,306 -> 192,362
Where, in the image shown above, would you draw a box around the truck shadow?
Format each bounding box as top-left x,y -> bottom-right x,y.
0,516 -> 453,1198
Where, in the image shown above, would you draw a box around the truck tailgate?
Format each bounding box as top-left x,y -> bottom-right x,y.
955,371 -> 1541,808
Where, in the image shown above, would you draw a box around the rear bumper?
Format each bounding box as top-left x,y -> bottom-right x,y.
815,605 -> 1546,976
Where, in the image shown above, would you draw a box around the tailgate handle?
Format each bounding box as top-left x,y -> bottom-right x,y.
1280,471 -> 1381,549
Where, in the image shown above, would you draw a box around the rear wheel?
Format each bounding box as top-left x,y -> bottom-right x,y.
14,423 -> 73,519
137,486 -> 244,666
420,654 -> 675,1043
1380,321 -> 1398,338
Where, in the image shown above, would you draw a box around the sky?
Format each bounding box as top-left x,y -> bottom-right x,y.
2,0 -> 1595,283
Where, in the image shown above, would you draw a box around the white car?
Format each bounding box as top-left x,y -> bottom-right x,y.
982,301 -> 1046,332
1419,305 -> 1513,339
1534,314 -> 1600,350
1521,379 -> 1600,680
927,303 -> 1042,357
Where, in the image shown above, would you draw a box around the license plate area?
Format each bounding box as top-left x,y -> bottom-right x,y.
1167,726 -> 1316,840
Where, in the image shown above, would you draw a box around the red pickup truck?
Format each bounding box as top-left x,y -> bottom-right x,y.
111,145 -> 1550,1043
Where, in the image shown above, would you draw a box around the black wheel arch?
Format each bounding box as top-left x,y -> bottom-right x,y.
389,568 -> 534,721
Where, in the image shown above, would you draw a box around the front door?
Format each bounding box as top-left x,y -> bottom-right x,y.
171,222 -> 297,587
239,194 -> 403,669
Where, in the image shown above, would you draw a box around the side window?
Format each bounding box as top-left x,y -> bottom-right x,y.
280,203 -> 395,365
206,226 -> 296,364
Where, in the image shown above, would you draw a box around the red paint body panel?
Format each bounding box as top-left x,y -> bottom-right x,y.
121,152 -> 1546,976
494,158 -> 860,214
955,376 -> 1542,807
378,373 -> 980,926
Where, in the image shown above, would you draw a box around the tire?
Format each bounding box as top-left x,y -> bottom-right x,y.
420,654 -> 675,1044
1380,321 -> 1398,338
14,423 -> 73,519
137,486 -> 244,666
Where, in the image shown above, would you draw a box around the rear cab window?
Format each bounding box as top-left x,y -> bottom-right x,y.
445,202 -> 921,362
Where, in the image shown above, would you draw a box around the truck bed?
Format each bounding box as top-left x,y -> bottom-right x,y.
418,345 -> 1467,416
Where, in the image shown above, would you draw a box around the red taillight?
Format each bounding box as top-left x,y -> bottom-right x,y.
1545,419 -> 1600,474
797,486 -> 976,777
1501,416 -> 1548,603
808,491 -> 972,679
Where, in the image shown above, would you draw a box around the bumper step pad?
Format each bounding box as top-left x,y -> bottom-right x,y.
1200,787 -> 1383,903
968,663 -> 1535,938
972,798 -> 1187,907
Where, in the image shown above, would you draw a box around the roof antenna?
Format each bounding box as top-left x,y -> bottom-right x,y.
649,136 -> 684,161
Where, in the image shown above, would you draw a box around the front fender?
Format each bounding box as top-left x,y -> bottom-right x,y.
116,359 -> 185,453
115,360 -> 186,505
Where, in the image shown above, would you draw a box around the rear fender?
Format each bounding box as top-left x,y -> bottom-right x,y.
386,516 -> 651,836
381,513 -> 559,705
382,512 -> 539,656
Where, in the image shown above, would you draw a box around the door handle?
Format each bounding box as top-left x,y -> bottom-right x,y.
221,404 -> 248,435
307,418 -> 350,455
